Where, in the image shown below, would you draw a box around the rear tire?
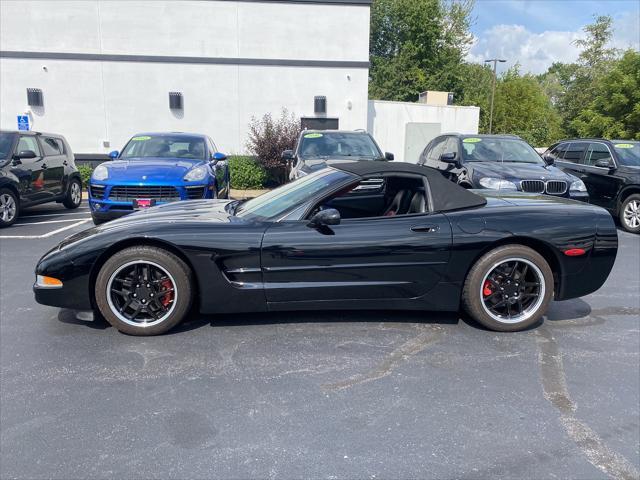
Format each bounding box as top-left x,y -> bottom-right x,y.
63,178 -> 82,209
619,194 -> 640,234
94,246 -> 194,335
462,245 -> 554,332
0,188 -> 19,228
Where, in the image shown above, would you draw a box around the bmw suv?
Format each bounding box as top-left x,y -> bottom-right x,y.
418,134 -> 588,201
0,130 -> 82,227
545,139 -> 640,233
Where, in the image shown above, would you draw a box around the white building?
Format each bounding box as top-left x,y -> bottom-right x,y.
1,0 -> 371,156
0,0 -> 478,160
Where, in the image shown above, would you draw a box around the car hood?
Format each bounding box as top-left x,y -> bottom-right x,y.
468,161 -> 574,181
101,157 -> 205,182
55,200 -> 240,252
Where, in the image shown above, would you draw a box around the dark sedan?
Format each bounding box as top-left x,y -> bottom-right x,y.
419,134 -> 589,201
34,162 -> 617,336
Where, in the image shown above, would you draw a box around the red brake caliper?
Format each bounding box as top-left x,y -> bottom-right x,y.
483,280 -> 493,297
160,279 -> 174,307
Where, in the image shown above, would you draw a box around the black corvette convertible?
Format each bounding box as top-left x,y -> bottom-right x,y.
34,162 -> 618,335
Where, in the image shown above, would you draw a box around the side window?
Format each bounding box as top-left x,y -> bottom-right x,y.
444,137 -> 459,156
40,136 -> 63,156
16,136 -> 41,156
552,143 -> 568,160
427,137 -> 447,164
584,143 -> 612,166
562,142 -> 587,163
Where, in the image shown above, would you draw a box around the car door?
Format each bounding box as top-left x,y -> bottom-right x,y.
261,210 -> 452,304
581,142 -> 622,210
38,136 -> 66,197
11,135 -> 46,203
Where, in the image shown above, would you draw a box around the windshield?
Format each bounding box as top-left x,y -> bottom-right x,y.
120,135 -> 206,160
461,137 -> 543,164
612,142 -> 640,166
0,133 -> 15,160
235,168 -> 353,221
298,132 -> 382,160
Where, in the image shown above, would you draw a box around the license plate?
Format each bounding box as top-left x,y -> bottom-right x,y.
133,198 -> 155,209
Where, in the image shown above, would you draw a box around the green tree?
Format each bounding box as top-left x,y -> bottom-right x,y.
572,50 -> 640,139
491,69 -> 563,146
369,0 -> 474,101
538,15 -> 619,136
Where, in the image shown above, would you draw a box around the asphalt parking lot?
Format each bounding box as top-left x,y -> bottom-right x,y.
0,205 -> 638,479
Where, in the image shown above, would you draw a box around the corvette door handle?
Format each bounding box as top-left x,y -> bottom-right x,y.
411,225 -> 439,233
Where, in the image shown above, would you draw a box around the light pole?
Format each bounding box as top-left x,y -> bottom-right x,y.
484,58 -> 506,134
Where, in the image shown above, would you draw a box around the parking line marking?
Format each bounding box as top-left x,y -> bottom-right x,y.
21,210 -> 90,219
14,218 -> 90,226
0,219 -> 91,239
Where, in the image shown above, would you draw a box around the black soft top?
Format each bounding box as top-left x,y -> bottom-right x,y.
333,161 -> 487,212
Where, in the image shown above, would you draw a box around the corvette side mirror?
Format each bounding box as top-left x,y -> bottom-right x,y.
384,152 -> 394,161
308,208 -> 341,229
108,150 -> 119,159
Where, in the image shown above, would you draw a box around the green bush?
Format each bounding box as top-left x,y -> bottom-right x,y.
229,156 -> 267,190
77,165 -> 93,187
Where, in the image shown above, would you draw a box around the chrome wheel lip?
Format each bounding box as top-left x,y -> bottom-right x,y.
106,260 -> 178,328
0,193 -> 17,222
70,181 -> 81,204
480,257 -> 545,325
623,200 -> 640,229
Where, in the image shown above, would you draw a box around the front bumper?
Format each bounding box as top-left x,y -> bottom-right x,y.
568,191 -> 589,202
88,182 -> 215,218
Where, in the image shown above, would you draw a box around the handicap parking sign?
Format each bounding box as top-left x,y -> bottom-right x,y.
17,115 -> 30,131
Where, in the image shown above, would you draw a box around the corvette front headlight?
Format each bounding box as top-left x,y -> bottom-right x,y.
478,177 -> 517,191
92,164 -> 109,181
183,164 -> 209,182
570,179 -> 587,192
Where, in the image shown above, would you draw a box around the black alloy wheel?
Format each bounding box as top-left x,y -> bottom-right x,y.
95,246 -> 193,335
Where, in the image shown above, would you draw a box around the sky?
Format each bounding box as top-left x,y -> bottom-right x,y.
467,0 -> 640,74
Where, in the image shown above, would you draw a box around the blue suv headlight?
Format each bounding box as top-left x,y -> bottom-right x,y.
183,164 -> 209,182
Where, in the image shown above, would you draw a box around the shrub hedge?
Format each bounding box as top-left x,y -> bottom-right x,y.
228,156 -> 267,190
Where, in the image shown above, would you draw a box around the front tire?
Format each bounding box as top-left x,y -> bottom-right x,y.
94,246 -> 194,335
0,188 -> 19,228
63,178 -> 82,209
462,245 -> 554,332
619,194 -> 640,234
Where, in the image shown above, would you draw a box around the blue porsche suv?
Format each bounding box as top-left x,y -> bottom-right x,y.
418,134 -> 589,201
89,132 -> 229,224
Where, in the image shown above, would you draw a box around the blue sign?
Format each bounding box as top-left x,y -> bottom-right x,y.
17,115 -> 30,131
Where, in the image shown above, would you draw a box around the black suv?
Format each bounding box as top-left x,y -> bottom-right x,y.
0,130 -> 82,227
418,134 -> 588,201
545,139 -> 640,233
282,130 -> 393,180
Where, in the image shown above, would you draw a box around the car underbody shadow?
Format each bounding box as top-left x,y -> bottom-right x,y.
57,309 -> 111,330
169,309 -> 461,335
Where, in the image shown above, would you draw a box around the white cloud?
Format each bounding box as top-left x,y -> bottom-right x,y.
467,12 -> 640,74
